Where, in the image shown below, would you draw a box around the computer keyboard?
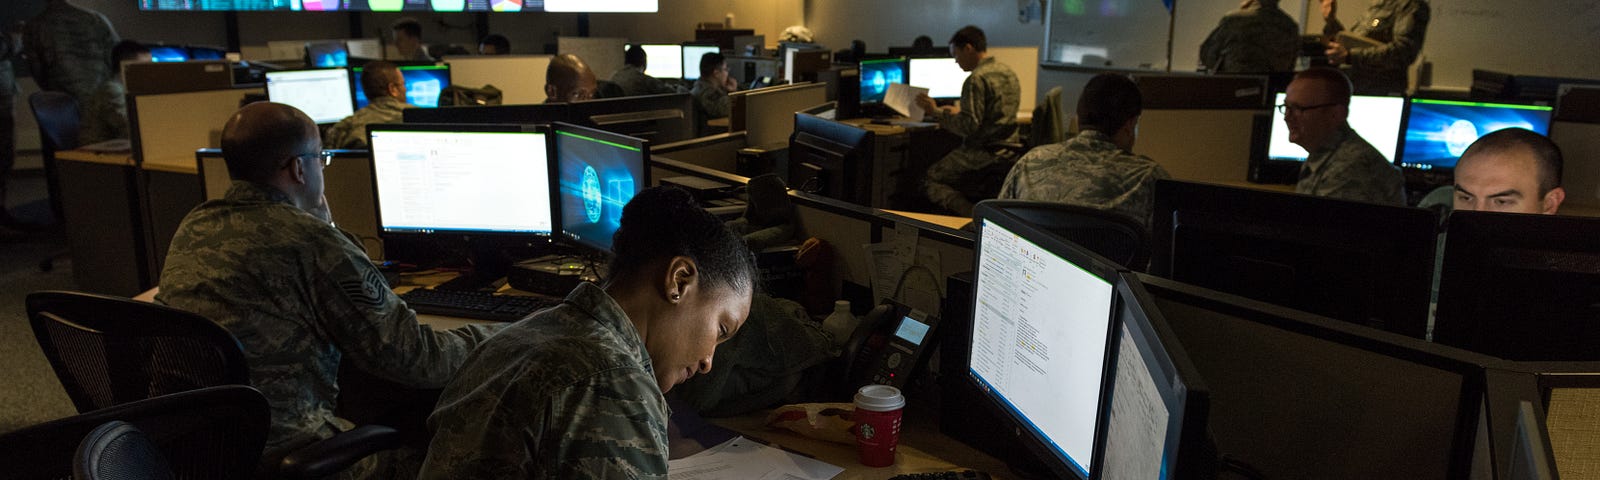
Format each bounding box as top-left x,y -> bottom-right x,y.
399,289 -> 554,322
888,470 -> 991,480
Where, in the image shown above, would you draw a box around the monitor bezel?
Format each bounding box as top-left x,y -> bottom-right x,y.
350,63 -> 452,110
550,121 -> 651,253
264,68 -> 357,125
967,201 -> 1124,480
364,122 -> 559,239
1110,272 -> 1213,479
856,56 -> 909,105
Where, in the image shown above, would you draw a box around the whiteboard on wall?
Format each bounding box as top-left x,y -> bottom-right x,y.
558,36 -> 629,80
1420,1 -> 1600,89
1044,0 -> 1305,72
443,55 -> 553,106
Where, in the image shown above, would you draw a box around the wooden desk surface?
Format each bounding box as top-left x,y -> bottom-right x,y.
880,209 -> 970,230
708,406 -> 1011,479
56,148 -> 134,167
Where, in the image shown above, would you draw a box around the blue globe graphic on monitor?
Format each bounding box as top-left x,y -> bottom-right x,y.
582,165 -> 602,223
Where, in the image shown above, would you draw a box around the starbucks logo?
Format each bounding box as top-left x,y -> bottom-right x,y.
859,423 -> 875,440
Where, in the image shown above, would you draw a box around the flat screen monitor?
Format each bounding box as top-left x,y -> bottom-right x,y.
1139,274 -> 1490,478
788,112 -> 873,205
306,41 -> 349,68
188,46 -> 226,60
1100,273 -> 1212,479
265,68 -> 356,125
858,57 -> 907,104
140,0 -> 655,12
567,93 -> 695,145
148,45 -> 189,62
1150,180 -> 1438,339
552,122 -> 648,253
353,64 -> 450,109
1397,99 -> 1554,171
1266,92 -> 1405,163
627,44 -> 683,79
402,103 -> 571,125
681,44 -> 721,81
1433,211 -> 1600,361
908,57 -> 968,99
969,201 -> 1121,479
366,123 -> 554,236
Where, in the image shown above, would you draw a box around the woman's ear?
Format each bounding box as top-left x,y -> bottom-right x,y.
662,256 -> 699,303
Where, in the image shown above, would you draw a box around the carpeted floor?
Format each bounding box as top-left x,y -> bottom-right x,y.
0,166 -> 84,434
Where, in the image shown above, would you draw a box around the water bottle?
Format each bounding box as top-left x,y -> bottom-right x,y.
821,300 -> 857,347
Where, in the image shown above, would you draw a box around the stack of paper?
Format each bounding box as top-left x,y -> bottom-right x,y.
885,83 -> 931,120
667,436 -> 844,480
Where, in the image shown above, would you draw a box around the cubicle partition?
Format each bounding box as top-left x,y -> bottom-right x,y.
1522,362 -> 1600,478
129,87 -> 259,171
1131,74 -> 1268,186
197,149 -> 382,259
442,55 -> 553,105
653,132 -> 748,174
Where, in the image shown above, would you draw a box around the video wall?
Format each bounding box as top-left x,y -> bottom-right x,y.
138,0 -> 656,12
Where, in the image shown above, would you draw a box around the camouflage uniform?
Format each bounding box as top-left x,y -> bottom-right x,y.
1000,130 -> 1172,230
924,56 -> 1021,217
611,64 -> 684,97
156,181 -> 505,472
1296,124 -> 1406,205
23,0 -> 118,122
1200,1 -> 1300,74
690,77 -> 731,119
323,96 -> 412,149
1325,0 -> 1430,95
419,282 -> 668,479
78,78 -> 127,145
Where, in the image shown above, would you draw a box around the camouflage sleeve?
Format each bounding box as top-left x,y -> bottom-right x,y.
1349,2 -> 1429,70
939,73 -> 990,138
1314,153 -> 1405,206
323,117 -> 356,150
998,154 -> 1030,200
699,88 -> 731,118
309,227 -> 506,388
545,368 -> 669,479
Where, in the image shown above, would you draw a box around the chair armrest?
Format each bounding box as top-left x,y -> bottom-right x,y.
277,425 -> 404,479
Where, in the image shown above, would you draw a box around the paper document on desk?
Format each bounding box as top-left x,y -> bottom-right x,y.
884,83 -> 929,121
668,436 -> 842,480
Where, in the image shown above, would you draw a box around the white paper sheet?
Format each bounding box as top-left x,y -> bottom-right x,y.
667,436 -> 843,480
884,83 -> 929,120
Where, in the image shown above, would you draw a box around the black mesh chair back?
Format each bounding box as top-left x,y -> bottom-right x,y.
26,291 -> 250,413
28,91 -> 81,153
976,199 -> 1151,270
0,385 -> 269,480
74,421 -> 176,480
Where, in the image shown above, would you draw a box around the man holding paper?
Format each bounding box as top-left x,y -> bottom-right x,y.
1321,0 -> 1430,95
915,25 -> 1021,217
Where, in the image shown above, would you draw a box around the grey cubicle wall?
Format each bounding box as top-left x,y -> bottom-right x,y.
196,149 -> 383,259
652,132 -> 748,175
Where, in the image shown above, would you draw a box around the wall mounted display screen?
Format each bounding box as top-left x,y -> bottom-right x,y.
139,0 -> 655,12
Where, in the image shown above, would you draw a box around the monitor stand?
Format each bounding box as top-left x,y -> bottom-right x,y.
431,238 -> 516,292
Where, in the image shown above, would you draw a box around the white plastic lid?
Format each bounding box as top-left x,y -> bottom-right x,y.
834,300 -> 851,312
854,385 -> 905,412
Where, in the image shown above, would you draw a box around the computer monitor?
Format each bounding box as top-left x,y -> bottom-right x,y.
681,44 -> 721,81
1150,180 -> 1438,339
402,103 -> 572,125
352,64 -> 450,109
1265,92 -> 1405,163
265,68 -> 356,125
187,46 -> 227,60
789,112 -> 873,205
567,92 -> 696,145
1138,273 -> 1493,478
888,46 -> 949,58
1101,273 -> 1214,479
908,57 -> 968,99
785,49 -> 832,84
305,41 -> 349,68
1396,98 -> 1554,172
552,122 -> 648,253
147,45 -> 189,62
627,44 -> 683,79
858,57 -> 907,104
968,201 -> 1122,479
1433,211 -> 1600,361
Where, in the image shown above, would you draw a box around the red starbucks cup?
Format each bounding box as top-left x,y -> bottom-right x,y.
853,385 -> 906,467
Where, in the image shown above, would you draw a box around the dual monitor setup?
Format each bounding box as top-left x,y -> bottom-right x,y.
626,43 -> 722,81
365,121 -> 648,287
857,55 -> 971,104
265,64 -> 453,124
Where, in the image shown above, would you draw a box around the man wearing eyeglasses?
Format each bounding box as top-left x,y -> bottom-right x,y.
157,102 -> 507,480
325,61 -> 414,149
1284,67 -> 1405,205
544,53 -> 597,103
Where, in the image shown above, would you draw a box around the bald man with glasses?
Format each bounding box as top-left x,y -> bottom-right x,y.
1282,67 -> 1405,205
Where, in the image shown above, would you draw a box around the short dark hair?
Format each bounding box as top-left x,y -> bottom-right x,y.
1292,67 -> 1353,105
359,61 -> 403,99
624,44 -> 647,67
221,102 -> 316,183
948,26 -> 987,52
698,52 -> 726,78
390,18 -> 422,39
912,35 -> 934,49
479,34 -> 510,54
1460,128 -> 1565,194
609,186 -> 758,295
1077,73 -> 1143,134
110,40 -> 150,74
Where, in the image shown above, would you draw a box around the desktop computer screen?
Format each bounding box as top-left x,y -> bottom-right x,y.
353,64 -> 450,109
265,69 -> 356,125
858,57 -> 907,104
367,124 -> 554,236
1266,92 -> 1404,163
148,45 -> 189,62
1397,99 -> 1554,171
188,46 -> 226,60
681,44 -> 721,81
626,44 -> 683,79
969,203 -> 1120,479
306,41 -> 349,68
553,122 -> 648,252
908,57 -> 968,99
1100,273 -> 1210,480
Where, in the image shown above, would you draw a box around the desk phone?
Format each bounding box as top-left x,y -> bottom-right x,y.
843,300 -> 941,390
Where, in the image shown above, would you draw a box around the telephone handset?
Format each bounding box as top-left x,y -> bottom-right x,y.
840,300 -> 941,391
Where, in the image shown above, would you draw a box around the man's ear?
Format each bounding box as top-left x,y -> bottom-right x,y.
544,83 -> 558,100
288,155 -> 308,185
1542,187 -> 1566,215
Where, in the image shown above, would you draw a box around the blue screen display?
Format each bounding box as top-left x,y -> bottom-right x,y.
353,65 -> 449,109
1399,99 -> 1553,170
859,58 -> 907,104
556,129 -> 645,251
148,45 -> 189,62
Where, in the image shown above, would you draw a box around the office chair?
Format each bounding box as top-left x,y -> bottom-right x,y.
0,385 -> 268,480
25,290 -> 405,478
26,91 -> 78,271
597,80 -> 626,99
1030,86 -> 1066,148
74,421 -> 176,480
975,199 -> 1151,270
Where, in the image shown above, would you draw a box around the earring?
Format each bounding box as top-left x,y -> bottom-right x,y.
671,293 -> 682,301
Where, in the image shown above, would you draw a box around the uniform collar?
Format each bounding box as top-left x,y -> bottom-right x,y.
223,181 -> 295,206
563,283 -> 649,362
